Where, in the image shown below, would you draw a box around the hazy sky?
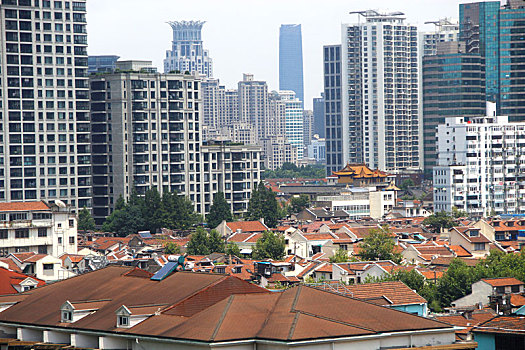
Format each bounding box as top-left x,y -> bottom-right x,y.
87,0 -> 475,109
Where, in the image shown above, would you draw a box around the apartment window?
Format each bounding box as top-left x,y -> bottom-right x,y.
58,237 -> 62,244
38,228 -> 48,237
0,230 -> 7,239
10,213 -> 28,221
15,229 -> 29,238
69,237 -> 75,244
69,219 -> 74,228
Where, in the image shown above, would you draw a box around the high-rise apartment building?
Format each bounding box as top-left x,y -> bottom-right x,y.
279,24 -> 304,104
164,20 -> 212,77
422,42 -> 486,175
459,0 -> 525,120
201,78 -> 225,129
89,62 -> 262,224
323,45 -> 343,175
271,91 -> 303,159
434,103 -> 525,216
341,10 -> 421,173
303,109 -> 314,147
89,62 -> 202,224
238,74 -> 268,141
0,0 -> 91,209
420,18 -> 459,57
312,93 -> 325,138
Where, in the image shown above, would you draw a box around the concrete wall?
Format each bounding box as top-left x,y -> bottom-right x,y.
452,281 -> 492,307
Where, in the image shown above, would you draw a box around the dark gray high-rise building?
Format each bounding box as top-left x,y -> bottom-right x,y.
279,24 -> 304,104
0,0 -> 91,208
323,45 -> 343,175
313,93 -> 325,138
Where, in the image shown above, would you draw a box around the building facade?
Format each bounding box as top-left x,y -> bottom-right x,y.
303,109 -> 314,147
0,201 -> 77,258
163,20 -> 212,77
88,55 -> 119,74
420,18 -> 459,57
89,62 -> 203,224
0,0 -> 91,208
341,10 -> 421,173
422,44 -> 486,175
279,24 -> 304,104
434,103 -> 525,216
323,45 -> 344,175
312,93 -> 325,138
275,91 -> 303,160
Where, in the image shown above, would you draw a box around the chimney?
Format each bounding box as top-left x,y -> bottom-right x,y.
260,218 -> 265,225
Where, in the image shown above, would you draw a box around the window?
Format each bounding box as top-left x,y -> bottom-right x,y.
62,311 -> 72,322
511,285 -> 520,293
15,229 -> 29,238
496,286 -> 505,294
118,316 -> 129,327
0,230 -> 7,239
69,237 -> 75,244
69,219 -> 74,228
38,228 -> 47,237
10,213 -> 28,221
474,243 -> 485,251
43,263 -> 54,270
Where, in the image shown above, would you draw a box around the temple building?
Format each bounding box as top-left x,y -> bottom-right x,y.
332,164 -> 394,187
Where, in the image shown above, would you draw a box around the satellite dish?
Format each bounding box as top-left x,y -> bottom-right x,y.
54,200 -> 66,208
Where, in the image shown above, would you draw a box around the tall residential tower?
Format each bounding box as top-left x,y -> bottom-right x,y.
0,0 -> 91,208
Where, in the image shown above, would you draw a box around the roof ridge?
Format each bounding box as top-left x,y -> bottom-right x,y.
295,309 -> 375,332
210,295 -> 234,341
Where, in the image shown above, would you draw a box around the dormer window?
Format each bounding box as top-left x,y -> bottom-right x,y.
62,310 -> 72,322
469,230 -> 479,237
118,315 -> 129,327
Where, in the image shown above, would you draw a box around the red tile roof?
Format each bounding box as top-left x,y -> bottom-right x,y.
449,245 -> 473,258
0,201 -> 49,212
345,281 -> 426,306
482,277 -> 524,287
474,315 -> 525,335
436,310 -> 496,335
0,258 -> 22,273
0,267 -> 45,295
226,221 -> 268,233
511,294 -> 525,307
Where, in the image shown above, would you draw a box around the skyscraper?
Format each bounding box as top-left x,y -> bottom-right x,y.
238,74 -> 269,141
164,20 -> 213,77
323,45 -> 343,175
0,0 -> 91,208
341,10 -> 421,173
279,24 -> 304,104
419,18 -> 459,57
458,0 -> 525,120
313,93 -> 325,138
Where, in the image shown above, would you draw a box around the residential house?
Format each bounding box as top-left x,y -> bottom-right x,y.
435,309 -> 496,341
0,266 -> 469,350
215,220 -> 269,237
452,277 -> 525,308
449,227 -> 491,258
332,260 -> 397,284
6,252 -> 69,281
296,208 -> 350,222
0,267 -> 44,295
402,242 -> 455,265
473,315 -> 525,349
0,201 -> 77,257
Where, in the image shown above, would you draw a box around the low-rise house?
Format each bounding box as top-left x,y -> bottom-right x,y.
449,227 -> 491,258
452,277 -> 525,308
296,208 -> 350,222
473,315 -> 525,349
216,220 -> 269,237
388,199 -> 432,218
0,201 -> 77,258
402,242 -> 455,265
0,266 -> 469,350
332,260 -> 397,284
344,281 -> 428,316
7,252 -> 70,281
0,266 -> 44,294
59,254 -> 87,275
283,229 -> 337,258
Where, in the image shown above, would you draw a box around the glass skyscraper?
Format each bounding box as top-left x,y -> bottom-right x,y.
279,24 -> 304,104
459,0 -> 525,121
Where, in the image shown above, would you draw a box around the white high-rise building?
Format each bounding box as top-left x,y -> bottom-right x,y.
274,91 -> 304,159
433,103 -> 525,216
341,10 -> 421,173
0,0 -> 91,209
238,74 -> 268,142
164,21 -> 213,77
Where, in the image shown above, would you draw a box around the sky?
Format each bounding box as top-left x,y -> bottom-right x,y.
87,0 -> 476,109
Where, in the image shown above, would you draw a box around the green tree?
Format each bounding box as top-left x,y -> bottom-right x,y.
226,242 -> 241,257
186,228 -> 225,255
358,227 -> 402,263
207,192 -> 233,228
253,231 -> 286,260
164,242 -> 181,255
289,194 -> 310,214
262,162 -> 326,179
422,211 -> 455,233
246,182 -> 282,228
142,187 -> 163,233
436,259 -> 475,308
452,206 -> 468,218
400,178 -> 415,190
77,207 -> 95,231
329,248 -> 349,263
186,227 -> 211,255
